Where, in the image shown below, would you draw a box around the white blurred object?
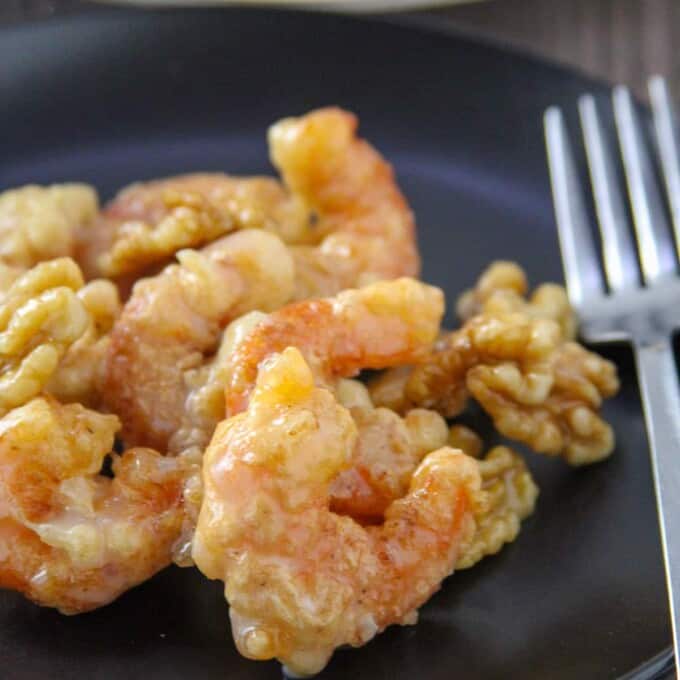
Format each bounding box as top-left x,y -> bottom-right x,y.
97,0 -> 484,12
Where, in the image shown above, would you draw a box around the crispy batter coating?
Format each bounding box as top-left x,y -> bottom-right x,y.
457,446 -> 538,569
329,406 -> 449,522
372,312 -> 619,465
0,259 -> 90,416
457,261 -> 577,340
226,277 -> 444,416
46,279 -> 121,407
193,348 -> 480,676
78,174 -> 309,283
103,229 -> 295,450
0,184 -> 98,268
0,397 -> 184,613
0,264 -> 25,293
270,108 -> 420,299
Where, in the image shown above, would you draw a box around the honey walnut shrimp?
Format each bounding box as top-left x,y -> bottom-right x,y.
0,109 -> 609,674
0,396 -> 183,614
194,347 -> 482,677
171,277 -> 445,563
103,107 -> 421,453
0,261 -> 178,614
371,263 -> 619,465
189,276 -> 538,674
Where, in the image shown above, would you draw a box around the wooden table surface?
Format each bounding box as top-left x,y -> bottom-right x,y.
3,0 -> 679,101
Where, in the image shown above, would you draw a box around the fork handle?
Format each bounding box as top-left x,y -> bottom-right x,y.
635,336 -> 680,676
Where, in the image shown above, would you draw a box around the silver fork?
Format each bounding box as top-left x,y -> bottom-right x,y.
544,76 -> 680,678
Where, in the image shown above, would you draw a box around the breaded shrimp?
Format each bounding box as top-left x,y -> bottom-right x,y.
102,229 -> 295,450
167,279 -> 442,564
370,263 -> 618,465
270,107 -> 420,299
193,347 -> 481,676
226,277 -> 444,416
0,397 -> 184,614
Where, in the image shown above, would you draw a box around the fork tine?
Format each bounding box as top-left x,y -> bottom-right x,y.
649,75 -> 680,259
544,107 -> 605,306
612,86 -> 677,284
578,95 -> 640,292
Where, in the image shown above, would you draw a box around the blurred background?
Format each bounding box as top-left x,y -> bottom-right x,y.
3,0 -> 679,100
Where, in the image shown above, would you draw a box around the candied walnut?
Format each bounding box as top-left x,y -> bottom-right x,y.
97,191 -> 236,277
0,264 -> 25,293
46,279 -> 122,407
389,313 -> 559,418
457,261 -> 577,340
372,312 -> 619,465
457,446 -> 538,569
80,174 -> 311,284
448,424 -> 483,459
469,340 -> 618,465
0,258 -> 90,415
335,378 -> 374,411
0,184 -> 98,268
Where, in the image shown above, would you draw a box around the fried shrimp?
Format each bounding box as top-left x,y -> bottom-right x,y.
0,397 -> 184,614
77,174 -> 309,282
193,347 -> 481,676
167,278 -> 442,564
103,229 -> 295,450
226,277 -> 444,416
270,107 -> 420,299
0,184 -> 98,269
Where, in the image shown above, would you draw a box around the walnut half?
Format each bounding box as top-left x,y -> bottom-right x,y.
457,446 -> 538,569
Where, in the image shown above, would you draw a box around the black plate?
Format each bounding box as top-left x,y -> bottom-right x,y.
0,7 -> 672,679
